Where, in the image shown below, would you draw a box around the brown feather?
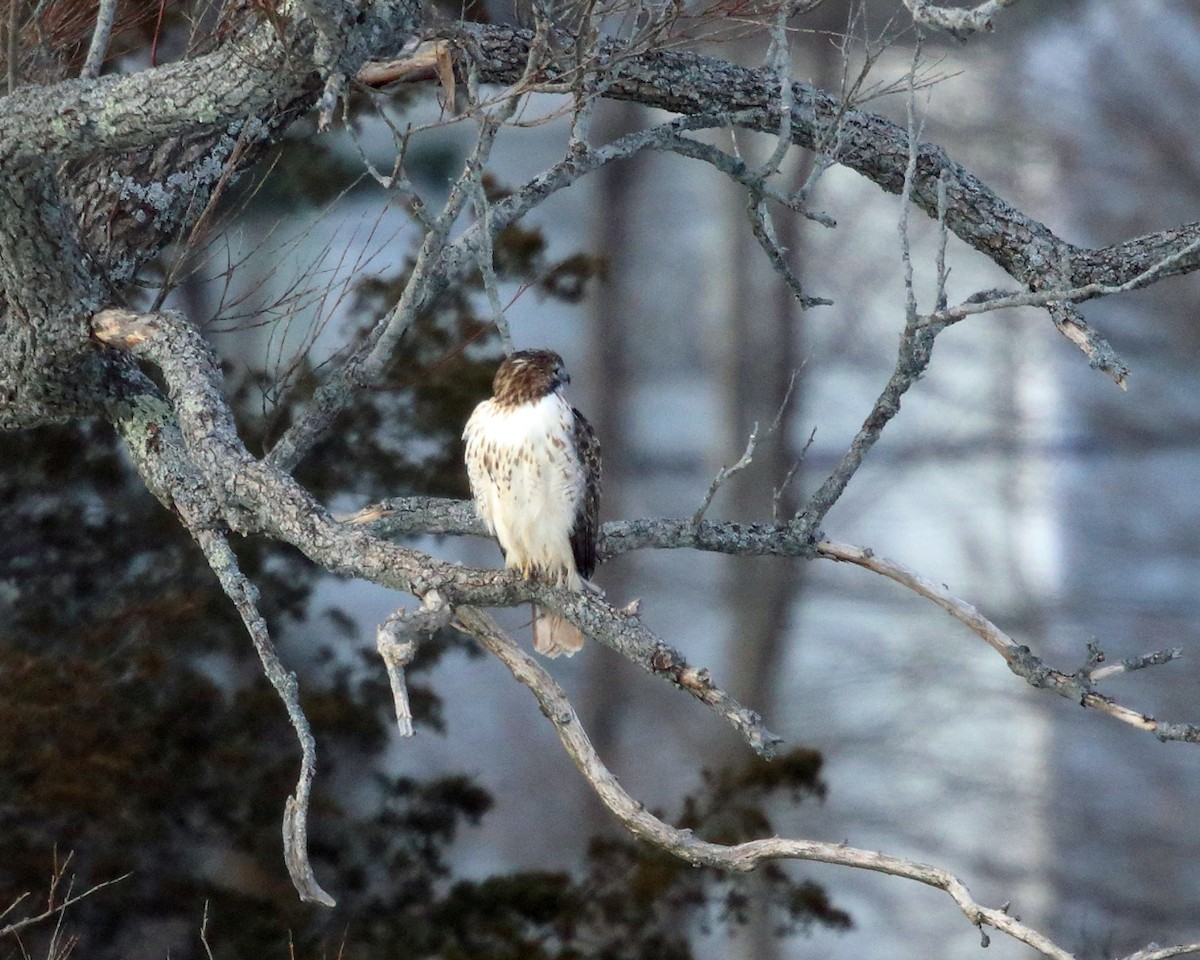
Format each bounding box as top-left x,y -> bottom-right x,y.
569,408 -> 601,580
491,349 -> 566,407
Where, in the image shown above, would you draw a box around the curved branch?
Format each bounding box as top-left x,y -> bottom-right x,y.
460,605 -> 1198,960
816,540 -> 1200,744
425,24 -> 1200,296
376,590 -> 452,737
197,530 -> 335,906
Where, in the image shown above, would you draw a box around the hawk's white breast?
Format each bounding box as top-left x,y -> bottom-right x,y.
463,391 -> 585,587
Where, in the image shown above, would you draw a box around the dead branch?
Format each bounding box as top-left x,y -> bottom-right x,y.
0,854 -> 128,939
458,604 -> 1196,960
196,530 -> 335,906
693,423 -> 759,525
816,540 -> 1200,744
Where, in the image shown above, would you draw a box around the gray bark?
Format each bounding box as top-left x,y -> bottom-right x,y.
0,0 -> 416,429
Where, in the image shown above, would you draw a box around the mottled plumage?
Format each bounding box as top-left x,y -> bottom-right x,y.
463,350 -> 602,656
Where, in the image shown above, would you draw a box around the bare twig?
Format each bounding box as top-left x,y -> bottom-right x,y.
934,169 -> 950,310
898,41 -> 925,327
469,141 -> 515,353
752,2 -> 794,181
659,131 -> 835,227
5,0 -> 18,95
793,306 -> 940,539
770,369 -> 800,435
1089,647 -> 1184,683
817,540 -> 1200,744
746,193 -> 831,307
693,422 -> 758,524
200,901 -> 215,960
773,425 -> 815,523
792,45 -> 941,538
1123,944 -> 1200,960
923,235 -> 1200,324
80,0 -> 120,79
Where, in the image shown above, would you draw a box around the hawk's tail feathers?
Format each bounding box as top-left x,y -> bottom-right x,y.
532,604 -> 584,658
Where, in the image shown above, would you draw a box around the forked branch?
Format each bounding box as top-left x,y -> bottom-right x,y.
817,541 -> 1200,743
352,497 -> 1200,745
457,606 -> 1198,960
0,853 -> 128,939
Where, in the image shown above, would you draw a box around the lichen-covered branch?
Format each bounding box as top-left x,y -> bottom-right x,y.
0,0 -> 416,169
353,495 -> 1200,746
91,309 -> 778,759
424,24 -> 1200,298
902,0 -> 1022,38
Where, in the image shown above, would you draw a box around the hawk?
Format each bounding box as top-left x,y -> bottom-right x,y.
463,350 -> 602,657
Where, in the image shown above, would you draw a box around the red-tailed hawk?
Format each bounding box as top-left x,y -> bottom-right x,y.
463,350 -> 602,657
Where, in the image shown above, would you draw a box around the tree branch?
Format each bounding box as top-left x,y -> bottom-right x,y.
0,855 -> 128,939
350,497 -> 1200,745
423,24 -> 1200,299
902,0 -> 1022,39
79,0 -> 119,80
198,531 -> 335,905
460,604 -> 1197,960
377,591 -> 452,737
0,0 -> 417,168
693,423 -> 759,524
816,540 -> 1200,744
92,309 -> 779,758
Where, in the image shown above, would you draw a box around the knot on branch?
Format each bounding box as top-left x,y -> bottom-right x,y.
1155,722 -> 1200,745
1008,644 -> 1053,688
377,592 -> 452,737
92,307 -> 161,349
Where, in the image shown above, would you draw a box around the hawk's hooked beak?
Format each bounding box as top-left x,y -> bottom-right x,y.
558,368 -> 571,386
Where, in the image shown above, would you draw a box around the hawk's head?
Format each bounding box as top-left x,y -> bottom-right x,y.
492,350 -> 571,407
